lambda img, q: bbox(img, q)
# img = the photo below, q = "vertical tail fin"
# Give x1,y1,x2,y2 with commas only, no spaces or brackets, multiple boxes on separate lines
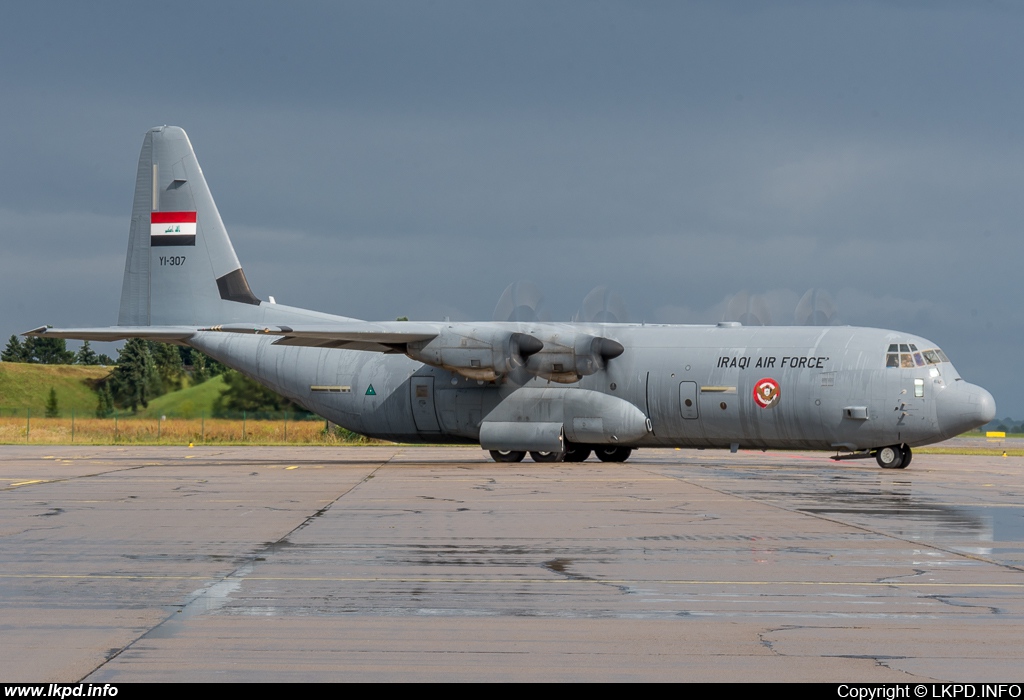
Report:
118,126,262,327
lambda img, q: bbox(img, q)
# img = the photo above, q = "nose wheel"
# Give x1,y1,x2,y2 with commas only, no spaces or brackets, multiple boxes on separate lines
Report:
875,444,911,469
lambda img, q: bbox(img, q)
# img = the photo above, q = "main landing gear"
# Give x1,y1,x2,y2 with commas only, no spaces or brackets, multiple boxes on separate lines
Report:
489,450,526,463
875,444,912,469
489,443,634,463
594,445,633,463
529,451,563,463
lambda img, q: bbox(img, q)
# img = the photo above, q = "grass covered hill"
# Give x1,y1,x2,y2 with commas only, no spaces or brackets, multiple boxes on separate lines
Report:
0,362,232,418
135,374,226,418
0,362,110,415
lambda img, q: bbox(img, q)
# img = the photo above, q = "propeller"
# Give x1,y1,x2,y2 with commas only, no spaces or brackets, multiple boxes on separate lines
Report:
493,281,549,322
795,289,838,326
724,291,773,326
573,286,629,324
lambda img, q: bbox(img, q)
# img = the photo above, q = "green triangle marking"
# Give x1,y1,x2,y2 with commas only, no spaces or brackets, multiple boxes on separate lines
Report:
365,385,376,396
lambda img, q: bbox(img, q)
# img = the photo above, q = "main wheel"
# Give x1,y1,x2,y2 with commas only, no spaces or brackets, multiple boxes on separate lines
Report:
490,450,526,463
875,445,904,469
530,451,564,463
595,446,633,463
563,443,592,462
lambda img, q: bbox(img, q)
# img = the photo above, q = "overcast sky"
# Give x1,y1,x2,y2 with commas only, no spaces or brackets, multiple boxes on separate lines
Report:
1,1,1020,416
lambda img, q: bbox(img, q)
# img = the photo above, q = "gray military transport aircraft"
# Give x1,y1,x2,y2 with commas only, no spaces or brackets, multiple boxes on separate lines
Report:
26,126,996,468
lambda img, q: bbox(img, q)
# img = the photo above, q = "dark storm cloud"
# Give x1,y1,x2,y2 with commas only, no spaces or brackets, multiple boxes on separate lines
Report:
0,1,1020,414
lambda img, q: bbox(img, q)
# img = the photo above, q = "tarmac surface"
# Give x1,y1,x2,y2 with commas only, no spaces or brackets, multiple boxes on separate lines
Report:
1,443,1022,682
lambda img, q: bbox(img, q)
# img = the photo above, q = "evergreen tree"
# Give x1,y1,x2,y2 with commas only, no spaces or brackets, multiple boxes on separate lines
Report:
191,352,210,384
110,338,162,412
25,337,75,364
214,369,306,416
207,355,227,377
1,335,29,362
75,341,99,365
96,353,115,366
183,349,225,382
147,341,184,392
45,388,60,418
95,383,114,418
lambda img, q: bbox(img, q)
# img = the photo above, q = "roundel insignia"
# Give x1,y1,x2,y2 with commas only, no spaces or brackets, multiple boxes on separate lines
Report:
753,377,780,409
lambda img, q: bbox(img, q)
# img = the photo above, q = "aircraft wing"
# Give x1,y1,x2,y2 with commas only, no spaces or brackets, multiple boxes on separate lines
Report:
198,322,440,353
23,326,198,342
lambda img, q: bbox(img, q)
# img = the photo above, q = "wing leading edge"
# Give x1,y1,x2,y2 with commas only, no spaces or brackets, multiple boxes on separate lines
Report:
198,322,441,353
23,326,198,342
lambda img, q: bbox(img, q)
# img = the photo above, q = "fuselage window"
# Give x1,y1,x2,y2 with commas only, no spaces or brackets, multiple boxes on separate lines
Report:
914,378,924,398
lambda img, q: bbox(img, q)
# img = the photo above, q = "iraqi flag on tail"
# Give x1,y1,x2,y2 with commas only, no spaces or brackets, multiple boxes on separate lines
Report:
151,211,197,247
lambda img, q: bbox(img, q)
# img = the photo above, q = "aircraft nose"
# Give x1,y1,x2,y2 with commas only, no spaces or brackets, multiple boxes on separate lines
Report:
936,382,996,437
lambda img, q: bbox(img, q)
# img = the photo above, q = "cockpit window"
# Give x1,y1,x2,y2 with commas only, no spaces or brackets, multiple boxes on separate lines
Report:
885,346,947,368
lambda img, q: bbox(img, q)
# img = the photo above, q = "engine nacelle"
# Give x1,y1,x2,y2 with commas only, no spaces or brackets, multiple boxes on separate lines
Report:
406,325,543,381
479,387,650,452
525,333,625,383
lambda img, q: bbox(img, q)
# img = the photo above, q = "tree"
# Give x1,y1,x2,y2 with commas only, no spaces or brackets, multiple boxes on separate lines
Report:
190,352,210,384
75,341,99,365
178,347,224,383
147,341,184,393
109,338,162,412
95,383,114,418
1,335,29,362
45,388,59,418
24,337,75,364
213,370,306,416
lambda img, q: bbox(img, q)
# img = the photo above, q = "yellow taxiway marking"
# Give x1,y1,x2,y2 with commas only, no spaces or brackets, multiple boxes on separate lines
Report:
286,465,299,470
7,480,50,487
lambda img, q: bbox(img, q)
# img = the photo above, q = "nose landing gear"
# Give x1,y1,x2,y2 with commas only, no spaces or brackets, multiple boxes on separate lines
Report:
875,444,912,469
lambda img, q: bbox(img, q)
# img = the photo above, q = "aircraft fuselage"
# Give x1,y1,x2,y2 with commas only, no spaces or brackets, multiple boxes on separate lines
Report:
190,320,993,453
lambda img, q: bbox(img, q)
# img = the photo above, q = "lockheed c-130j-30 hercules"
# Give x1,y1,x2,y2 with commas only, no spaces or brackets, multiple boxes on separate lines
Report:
27,126,996,469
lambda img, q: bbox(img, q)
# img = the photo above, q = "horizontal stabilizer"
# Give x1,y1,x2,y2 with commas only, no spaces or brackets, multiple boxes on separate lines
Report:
198,322,440,353
23,326,197,342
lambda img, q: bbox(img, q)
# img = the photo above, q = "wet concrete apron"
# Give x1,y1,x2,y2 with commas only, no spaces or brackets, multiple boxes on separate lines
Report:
1,445,1021,681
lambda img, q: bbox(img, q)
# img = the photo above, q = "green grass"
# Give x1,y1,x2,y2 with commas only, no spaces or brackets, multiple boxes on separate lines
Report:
0,363,228,420
136,375,227,418
0,363,110,416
